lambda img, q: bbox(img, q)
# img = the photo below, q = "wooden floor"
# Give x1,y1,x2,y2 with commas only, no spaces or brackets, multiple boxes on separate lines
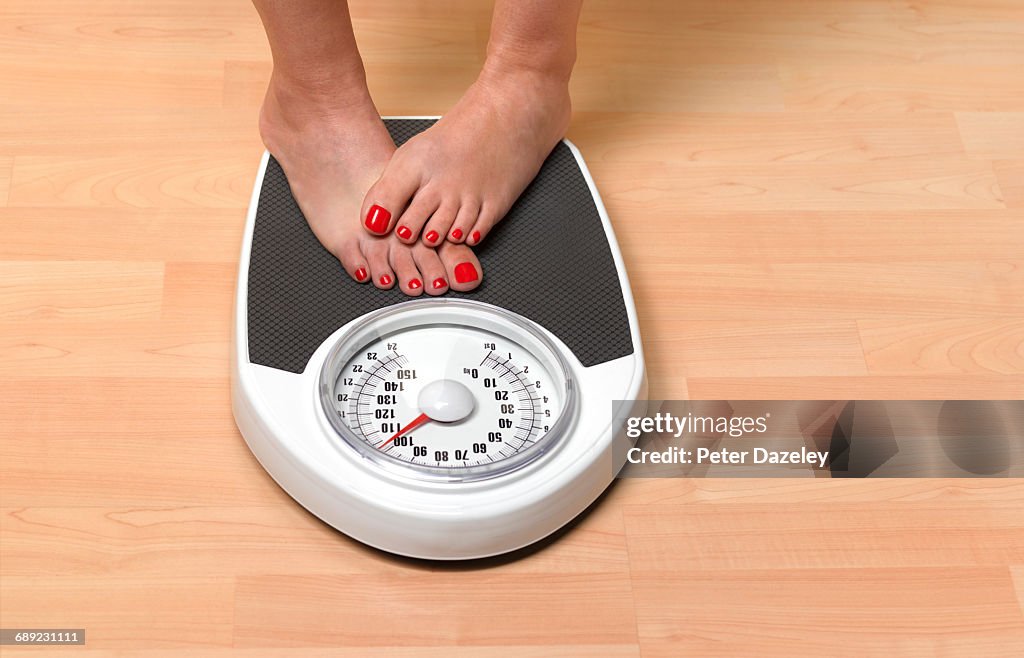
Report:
2,0,1023,655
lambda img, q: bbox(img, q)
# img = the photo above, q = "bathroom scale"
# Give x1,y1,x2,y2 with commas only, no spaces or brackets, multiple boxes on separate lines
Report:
232,118,646,560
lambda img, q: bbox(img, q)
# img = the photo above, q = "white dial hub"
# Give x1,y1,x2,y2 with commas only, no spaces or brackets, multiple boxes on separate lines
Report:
417,379,475,422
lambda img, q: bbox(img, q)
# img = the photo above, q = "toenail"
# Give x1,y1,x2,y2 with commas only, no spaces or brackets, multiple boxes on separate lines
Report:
396,225,412,240
354,267,368,282
365,205,392,234
425,230,439,244
408,278,422,290
454,262,479,284
470,230,481,244
432,277,447,290
450,228,463,240
379,274,393,286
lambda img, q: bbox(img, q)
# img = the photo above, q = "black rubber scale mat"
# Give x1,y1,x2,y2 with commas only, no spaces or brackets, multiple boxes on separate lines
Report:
247,119,633,373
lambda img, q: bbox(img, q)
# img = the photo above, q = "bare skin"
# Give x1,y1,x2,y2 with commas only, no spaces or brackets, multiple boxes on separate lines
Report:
359,0,584,248
253,0,484,294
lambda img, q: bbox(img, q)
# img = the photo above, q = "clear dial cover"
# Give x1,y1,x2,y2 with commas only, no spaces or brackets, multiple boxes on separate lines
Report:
319,300,576,482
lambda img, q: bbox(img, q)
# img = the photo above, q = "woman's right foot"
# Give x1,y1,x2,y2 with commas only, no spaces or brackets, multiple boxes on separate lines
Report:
258,75,483,294
358,62,571,249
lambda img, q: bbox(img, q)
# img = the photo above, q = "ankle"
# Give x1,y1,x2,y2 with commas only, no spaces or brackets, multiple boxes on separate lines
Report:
475,57,572,120
477,56,573,101
469,62,572,147
481,43,576,86
261,70,377,135
271,67,373,110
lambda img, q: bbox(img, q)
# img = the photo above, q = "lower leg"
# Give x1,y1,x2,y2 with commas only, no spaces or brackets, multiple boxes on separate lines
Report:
483,0,583,82
253,0,372,110
254,0,392,156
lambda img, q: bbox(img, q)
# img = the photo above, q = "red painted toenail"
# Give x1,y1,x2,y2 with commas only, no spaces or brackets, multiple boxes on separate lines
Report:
450,228,463,240
432,277,447,290
396,225,412,240
354,267,367,281
365,205,391,234
380,274,392,286
454,262,478,284
408,278,422,290
425,230,439,244
470,230,481,244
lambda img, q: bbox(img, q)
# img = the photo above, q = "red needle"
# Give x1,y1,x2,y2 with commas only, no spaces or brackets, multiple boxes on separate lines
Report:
379,412,432,449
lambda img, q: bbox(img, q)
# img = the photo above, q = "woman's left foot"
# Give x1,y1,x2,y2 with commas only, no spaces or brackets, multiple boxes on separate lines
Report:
360,63,571,247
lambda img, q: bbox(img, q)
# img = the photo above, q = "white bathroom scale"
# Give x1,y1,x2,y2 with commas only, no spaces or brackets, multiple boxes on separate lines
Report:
232,118,646,560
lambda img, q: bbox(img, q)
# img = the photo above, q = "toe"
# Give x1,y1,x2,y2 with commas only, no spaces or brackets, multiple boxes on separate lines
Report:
420,199,458,247
363,238,396,289
389,241,425,297
412,243,450,295
466,202,502,247
329,236,371,284
361,159,421,237
438,242,483,292
446,200,480,244
393,190,440,244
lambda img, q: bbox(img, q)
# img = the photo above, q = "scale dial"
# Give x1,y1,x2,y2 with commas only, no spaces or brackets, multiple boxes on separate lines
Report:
319,300,576,482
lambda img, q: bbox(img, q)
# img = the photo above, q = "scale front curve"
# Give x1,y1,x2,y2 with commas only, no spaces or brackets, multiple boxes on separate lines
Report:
231,118,646,560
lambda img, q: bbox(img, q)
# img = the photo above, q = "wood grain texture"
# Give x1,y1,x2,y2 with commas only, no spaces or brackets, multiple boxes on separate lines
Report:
956,113,1024,160
1,0,1022,655
994,160,1024,208
0,156,11,205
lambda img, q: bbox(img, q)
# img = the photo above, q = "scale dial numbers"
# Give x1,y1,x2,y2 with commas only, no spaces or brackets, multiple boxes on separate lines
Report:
326,319,566,480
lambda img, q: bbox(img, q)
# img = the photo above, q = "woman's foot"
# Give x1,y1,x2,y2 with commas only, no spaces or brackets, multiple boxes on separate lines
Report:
259,75,484,294
359,62,571,247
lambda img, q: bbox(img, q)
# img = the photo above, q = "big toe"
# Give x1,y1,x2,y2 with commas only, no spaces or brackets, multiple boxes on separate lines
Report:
438,242,483,293
360,158,421,237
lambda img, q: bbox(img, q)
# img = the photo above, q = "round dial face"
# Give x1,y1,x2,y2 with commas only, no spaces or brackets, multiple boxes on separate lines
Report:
319,301,575,482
